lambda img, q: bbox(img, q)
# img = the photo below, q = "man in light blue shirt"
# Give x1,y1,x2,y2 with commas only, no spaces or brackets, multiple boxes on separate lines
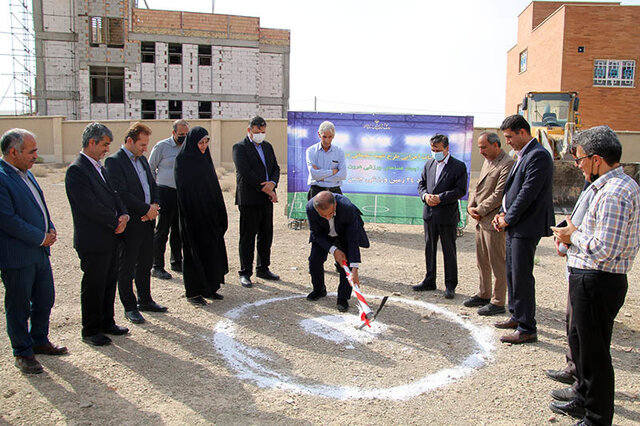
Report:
148,119,189,279
306,121,347,200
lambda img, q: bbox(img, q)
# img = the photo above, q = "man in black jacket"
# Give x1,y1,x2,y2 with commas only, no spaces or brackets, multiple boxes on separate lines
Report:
414,134,468,299
65,122,130,346
306,191,370,312
492,114,555,345
232,116,281,288
105,122,167,324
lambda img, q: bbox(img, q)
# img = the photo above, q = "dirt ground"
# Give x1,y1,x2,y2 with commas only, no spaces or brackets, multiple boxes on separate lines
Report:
1,166,639,425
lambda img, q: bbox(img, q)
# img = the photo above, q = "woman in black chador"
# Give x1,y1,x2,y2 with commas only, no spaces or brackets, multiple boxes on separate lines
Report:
174,126,228,305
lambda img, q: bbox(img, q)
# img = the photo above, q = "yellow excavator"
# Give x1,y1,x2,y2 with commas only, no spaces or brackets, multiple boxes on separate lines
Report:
521,91,582,212
521,91,580,160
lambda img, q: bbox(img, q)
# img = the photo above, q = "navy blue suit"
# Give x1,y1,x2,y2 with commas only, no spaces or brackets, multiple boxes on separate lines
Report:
306,194,370,300
0,159,55,356
417,155,468,290
501,138,554,334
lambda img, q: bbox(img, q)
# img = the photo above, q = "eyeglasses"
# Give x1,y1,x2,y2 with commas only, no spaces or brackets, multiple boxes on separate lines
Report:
574,154,593,166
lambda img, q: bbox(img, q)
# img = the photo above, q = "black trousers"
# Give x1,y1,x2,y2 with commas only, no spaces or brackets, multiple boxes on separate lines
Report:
78,245,119,337
505,235,540,334
307,185,342,200
153,186,182,269
309,237,352,300
423,221,457,290
118,222,154,311
568,268,627,426
238,203,273,277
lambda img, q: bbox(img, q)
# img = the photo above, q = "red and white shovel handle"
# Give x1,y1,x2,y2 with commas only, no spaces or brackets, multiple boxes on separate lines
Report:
341,261,373,326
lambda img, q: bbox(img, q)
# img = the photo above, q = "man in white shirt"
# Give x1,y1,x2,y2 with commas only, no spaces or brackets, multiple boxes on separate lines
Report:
306,121,346,200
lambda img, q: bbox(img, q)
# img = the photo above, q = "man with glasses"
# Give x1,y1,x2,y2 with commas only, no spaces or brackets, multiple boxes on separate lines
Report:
551,126,640,425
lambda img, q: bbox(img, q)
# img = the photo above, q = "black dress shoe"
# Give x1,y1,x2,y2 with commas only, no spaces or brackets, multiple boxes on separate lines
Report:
188,296,208,306
15,355,43,374
124,310,145,324
444,289,455,299
138,301,168,312
102,324,130,335
545,369,576,385
307,288,327,301
257,269,280,280
413,282,436,291
552,386,577,402
478,303,506,316
549,400,586,419
240,275,253,288
337,298,349,312
33,342,68,355
205,292,224,300
151,267,172,280
463,295,490,307
170,263,182,273
82,333,112,346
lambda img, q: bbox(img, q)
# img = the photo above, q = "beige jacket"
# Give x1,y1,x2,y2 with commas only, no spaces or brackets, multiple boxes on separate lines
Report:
468,149,515,230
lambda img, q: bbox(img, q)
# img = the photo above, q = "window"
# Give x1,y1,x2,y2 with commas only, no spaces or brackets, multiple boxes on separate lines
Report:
90,17,124,48
519,49,527,73
168,43,182,65
198,101,212,119
90,67,124,103
169,100,182,119
141,42,155,63
594,59,635,87
141,99,156,119
198,45,212,66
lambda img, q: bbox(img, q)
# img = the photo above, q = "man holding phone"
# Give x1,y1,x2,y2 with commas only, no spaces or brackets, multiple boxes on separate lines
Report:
306,121,346,200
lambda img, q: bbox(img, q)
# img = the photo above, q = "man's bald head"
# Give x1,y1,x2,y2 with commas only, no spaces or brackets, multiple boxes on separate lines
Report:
313,191,337,220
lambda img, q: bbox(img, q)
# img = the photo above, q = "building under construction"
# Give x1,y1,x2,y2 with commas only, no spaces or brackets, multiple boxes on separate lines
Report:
31,0,290,120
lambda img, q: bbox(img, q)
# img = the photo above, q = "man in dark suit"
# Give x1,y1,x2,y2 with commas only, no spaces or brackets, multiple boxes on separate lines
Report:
493,114,555,344
105,122,167,324
0,129,67,374
65,123,131,346
306,191,370,311
413,134,468,299
232,116,281,288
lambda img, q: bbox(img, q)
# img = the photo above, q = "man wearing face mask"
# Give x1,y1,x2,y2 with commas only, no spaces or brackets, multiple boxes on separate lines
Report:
232,116,281,288
149,120,189,280
414,134,468,299
551,126,640,425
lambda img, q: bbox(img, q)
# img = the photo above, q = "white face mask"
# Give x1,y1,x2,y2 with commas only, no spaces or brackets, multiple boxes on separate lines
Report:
252,132,266,144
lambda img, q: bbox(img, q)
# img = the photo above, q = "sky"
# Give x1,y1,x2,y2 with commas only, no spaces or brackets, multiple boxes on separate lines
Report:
0,0,638,126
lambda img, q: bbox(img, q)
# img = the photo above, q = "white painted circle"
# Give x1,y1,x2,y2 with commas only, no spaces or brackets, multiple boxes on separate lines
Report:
360,205,390,214
213,294,495,400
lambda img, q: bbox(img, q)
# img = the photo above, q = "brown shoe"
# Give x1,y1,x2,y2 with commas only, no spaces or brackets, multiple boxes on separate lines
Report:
500,330,537,344
494,318,518,329
33,342,68,356
15,355,43,374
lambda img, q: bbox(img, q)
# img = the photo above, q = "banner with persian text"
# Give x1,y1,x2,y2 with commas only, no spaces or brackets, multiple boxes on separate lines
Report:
287,112,473,225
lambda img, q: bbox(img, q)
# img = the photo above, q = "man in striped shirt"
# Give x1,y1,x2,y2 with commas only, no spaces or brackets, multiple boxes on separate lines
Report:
551,126,640,425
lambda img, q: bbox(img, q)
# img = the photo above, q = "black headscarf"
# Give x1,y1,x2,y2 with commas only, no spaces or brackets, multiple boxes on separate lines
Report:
175,126,228,291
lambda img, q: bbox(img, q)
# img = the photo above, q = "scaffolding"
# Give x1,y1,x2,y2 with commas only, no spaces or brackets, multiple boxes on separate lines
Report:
1,0,36,115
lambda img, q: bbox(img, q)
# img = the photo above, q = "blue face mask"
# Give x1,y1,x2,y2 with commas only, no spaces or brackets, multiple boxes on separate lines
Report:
432,151,445,162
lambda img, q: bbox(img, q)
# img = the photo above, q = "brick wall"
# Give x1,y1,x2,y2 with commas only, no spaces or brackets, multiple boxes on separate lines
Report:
506,4,565,115
561,5,640,130
506,2,639,131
